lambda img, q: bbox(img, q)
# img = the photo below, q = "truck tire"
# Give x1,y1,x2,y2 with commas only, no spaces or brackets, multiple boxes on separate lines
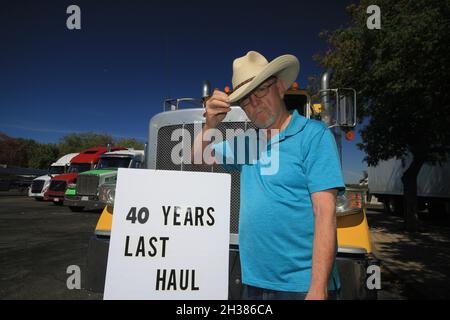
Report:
382,197,393,215
69,206,84,212
384,197,403,216
366,192,372,203
336,256,379,300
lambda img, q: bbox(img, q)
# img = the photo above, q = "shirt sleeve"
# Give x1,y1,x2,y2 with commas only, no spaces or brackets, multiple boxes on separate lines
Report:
304,127,345,195
212,138,242,173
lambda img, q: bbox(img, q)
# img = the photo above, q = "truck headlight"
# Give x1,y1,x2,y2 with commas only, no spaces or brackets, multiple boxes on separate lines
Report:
99,183,116,206
336,189,365,217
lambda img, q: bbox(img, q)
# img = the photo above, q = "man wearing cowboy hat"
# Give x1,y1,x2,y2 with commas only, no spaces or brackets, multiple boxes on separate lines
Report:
193,51,344,300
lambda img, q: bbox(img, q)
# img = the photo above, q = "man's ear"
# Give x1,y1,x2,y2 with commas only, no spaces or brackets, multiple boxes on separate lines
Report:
276,78,286,99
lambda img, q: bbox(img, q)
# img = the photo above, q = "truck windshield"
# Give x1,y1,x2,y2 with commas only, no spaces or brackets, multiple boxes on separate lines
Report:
68,163,92,173
49,166,65,175
97,157,132,169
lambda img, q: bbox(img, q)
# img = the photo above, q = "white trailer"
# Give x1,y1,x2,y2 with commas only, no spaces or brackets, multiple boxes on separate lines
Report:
368,156,450,216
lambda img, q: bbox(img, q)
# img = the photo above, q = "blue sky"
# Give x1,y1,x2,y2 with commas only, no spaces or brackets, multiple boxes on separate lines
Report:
0,0,367,183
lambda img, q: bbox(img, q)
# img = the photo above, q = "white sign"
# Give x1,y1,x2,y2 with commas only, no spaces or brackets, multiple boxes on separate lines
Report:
104,168,231,300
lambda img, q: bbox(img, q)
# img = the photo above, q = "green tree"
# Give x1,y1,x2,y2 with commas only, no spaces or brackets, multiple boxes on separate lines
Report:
316,0,450,231
58,132,114,155
0,132,28,167
0,132,63,169
28,143,60,169
115,138,145,150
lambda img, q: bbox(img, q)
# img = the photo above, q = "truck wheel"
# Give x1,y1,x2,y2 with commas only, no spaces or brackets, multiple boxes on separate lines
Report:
336,256,378,300
384,197,403,216
383,198,394,215
69,206,84,212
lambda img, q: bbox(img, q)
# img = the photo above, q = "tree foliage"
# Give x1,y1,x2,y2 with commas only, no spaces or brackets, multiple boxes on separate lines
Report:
315,0,450,230
57,132,114,155
0,132,145,169
0,132,30,167
316,0,450,166
115,138,145,150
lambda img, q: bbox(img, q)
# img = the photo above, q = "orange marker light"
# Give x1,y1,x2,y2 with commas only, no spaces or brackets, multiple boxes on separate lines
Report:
291,82,299,90
346,131,355,141
224,86,231,94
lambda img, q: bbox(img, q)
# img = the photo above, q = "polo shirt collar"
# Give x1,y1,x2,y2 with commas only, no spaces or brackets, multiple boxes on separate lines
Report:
258,109,309,147
283,109,308,138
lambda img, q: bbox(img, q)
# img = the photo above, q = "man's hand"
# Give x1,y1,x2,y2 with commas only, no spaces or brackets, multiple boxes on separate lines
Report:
204,89,231,129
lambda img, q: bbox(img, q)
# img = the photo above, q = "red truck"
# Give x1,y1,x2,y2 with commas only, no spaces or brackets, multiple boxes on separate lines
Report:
45,146,126,205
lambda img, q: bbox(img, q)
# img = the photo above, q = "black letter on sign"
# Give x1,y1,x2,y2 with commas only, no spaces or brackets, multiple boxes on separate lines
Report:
136,236,145,256
124,236,133,256
162,206,171,225
155,269,166,290
206,207,215,226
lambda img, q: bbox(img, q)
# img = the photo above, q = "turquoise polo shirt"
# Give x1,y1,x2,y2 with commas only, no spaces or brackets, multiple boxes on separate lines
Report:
213,110,345,292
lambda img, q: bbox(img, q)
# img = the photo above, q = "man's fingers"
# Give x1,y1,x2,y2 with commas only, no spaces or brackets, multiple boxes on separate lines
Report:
212,89,230,101
206,106,231,116
207,99,230,110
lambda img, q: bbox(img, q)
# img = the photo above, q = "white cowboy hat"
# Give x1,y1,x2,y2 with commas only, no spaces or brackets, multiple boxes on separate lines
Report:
228,51,300,103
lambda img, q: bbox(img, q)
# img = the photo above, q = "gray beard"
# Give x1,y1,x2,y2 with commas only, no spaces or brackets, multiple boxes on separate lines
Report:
254,114,277,129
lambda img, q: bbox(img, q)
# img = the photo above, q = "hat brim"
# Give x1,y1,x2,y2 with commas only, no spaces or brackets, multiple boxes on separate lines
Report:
228,54,300,104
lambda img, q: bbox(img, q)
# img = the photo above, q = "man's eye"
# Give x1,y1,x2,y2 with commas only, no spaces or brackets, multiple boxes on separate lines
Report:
258,86,267,92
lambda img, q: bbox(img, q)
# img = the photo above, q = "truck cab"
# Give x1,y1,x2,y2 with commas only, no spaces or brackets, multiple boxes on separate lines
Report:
86,81,379,299
45,146,126,205
28,153,79,200
63,149,145,212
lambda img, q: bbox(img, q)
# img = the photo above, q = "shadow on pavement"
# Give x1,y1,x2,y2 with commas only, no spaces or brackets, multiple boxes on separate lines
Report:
367,207,450,299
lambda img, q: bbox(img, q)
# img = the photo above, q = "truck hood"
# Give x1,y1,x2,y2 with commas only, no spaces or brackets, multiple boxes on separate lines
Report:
33,174,52,182
51,173,78,182
79,169,117,176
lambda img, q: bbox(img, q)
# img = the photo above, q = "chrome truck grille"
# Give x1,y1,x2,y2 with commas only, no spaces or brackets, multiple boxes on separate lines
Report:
155,121,257,234
76,175,99,196
31,180,45,193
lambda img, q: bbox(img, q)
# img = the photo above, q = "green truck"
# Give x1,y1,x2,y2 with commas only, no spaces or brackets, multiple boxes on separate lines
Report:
64,149,144,212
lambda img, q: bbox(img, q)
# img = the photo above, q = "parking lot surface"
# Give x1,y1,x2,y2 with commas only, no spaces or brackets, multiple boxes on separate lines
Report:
0,195,102,299
1,195,413,300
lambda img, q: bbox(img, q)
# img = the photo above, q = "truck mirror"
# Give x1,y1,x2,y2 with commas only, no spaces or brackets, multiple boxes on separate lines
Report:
336,88,356,128
319,88,356,128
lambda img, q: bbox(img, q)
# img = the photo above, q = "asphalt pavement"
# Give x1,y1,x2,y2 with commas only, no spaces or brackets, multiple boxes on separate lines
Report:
1,194,436,300
0,195,102,299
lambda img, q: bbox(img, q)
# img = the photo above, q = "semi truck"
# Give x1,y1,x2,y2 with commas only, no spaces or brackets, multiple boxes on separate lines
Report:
368,157,450,217
45,146,126,205
86,74,380,299
63,149,145,212
28,153,79,201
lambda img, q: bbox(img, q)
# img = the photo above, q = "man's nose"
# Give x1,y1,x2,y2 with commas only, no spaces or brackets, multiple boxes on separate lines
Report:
248,94,261,107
